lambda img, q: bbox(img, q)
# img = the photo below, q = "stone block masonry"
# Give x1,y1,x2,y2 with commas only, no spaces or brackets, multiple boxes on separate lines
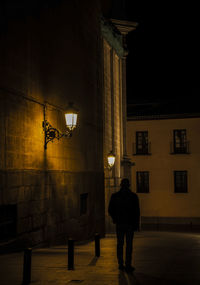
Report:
0,0,105,247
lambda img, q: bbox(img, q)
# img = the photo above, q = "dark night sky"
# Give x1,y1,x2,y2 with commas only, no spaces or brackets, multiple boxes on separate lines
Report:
110,1,200,107
2,0,200,109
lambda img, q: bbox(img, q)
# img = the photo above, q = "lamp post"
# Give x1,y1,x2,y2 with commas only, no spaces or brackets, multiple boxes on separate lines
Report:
43,102,78,149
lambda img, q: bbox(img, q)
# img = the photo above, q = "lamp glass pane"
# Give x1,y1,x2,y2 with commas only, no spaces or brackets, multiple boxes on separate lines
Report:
108,155,115,168
65,113,77,131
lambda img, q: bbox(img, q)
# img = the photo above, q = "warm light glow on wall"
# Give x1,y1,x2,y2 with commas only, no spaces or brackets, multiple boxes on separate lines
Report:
43,102,78,149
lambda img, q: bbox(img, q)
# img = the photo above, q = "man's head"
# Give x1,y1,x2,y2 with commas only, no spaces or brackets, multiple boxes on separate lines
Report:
120,178,130,188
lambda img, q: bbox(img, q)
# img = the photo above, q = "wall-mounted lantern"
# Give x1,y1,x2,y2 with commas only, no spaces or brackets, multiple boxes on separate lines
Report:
64,103,78,132
107,151,115,170
43,102,78,149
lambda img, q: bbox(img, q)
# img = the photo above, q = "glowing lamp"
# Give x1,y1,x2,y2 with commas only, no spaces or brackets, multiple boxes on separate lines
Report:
43,102,78,149
107,151,115,169
65,103,78,132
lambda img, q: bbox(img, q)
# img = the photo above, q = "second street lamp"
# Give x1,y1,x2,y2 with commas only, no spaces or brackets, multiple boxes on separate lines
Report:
107,151,115,170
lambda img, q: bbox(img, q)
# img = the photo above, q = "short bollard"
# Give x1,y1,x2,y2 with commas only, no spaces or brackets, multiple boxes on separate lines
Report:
95,233,100,257
22,248,32,284
68,239,74,270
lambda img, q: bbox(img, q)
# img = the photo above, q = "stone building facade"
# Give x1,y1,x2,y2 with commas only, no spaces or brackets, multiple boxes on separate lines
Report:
0,0,108,248
127,112,200,231
0,0,137,248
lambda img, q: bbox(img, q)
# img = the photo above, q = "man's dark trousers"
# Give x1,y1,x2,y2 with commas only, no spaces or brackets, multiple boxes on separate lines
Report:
116,224,134,266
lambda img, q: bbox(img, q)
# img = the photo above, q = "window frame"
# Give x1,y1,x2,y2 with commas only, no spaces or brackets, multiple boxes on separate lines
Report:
173,129,188,154
174,171,188,193
136,131,149,155
136,171,149,193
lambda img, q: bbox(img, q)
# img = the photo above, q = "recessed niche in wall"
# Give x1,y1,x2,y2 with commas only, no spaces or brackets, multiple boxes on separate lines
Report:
80,193,88,215
0,205,17,241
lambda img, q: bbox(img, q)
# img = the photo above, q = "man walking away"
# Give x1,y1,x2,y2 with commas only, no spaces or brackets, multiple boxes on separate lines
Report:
108,178,140,272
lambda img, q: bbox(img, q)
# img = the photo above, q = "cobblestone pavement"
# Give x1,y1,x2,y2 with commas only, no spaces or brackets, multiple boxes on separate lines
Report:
0,231,200,284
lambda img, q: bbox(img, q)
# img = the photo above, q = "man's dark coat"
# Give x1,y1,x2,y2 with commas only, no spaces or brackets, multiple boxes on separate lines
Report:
108,188,140,230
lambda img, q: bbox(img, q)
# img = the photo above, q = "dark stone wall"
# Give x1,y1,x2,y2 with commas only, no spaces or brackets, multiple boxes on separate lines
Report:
0,0,105,247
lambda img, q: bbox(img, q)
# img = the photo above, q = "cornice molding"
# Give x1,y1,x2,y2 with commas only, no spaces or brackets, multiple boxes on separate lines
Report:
127,113,200,121
110,18,138,35
101,17,138,58
101,17,124,58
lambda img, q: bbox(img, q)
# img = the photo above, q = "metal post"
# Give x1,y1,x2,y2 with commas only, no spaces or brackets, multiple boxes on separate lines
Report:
22,248,32,284
95,233,100,257
68,239,74,270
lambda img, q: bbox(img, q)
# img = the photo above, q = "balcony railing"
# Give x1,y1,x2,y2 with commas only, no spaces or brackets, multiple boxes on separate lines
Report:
170,141,190,154
133,142,151,155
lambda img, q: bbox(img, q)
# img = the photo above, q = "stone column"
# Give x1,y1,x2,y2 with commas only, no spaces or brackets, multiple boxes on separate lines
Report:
109,19,138,183
121,55,134,181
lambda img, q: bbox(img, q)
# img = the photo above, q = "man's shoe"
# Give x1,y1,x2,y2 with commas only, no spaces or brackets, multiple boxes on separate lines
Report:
125,265,135,273
118,264,125,270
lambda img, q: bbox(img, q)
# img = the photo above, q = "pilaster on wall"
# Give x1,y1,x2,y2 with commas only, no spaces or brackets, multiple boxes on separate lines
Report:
102,35,123,233
112,20,137,183
102,18,137,182
103,42,122,181
103,39,112,178
120,55,134,182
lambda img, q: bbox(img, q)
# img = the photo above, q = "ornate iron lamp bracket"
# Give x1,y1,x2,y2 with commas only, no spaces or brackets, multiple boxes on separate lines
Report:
43,120,72,150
